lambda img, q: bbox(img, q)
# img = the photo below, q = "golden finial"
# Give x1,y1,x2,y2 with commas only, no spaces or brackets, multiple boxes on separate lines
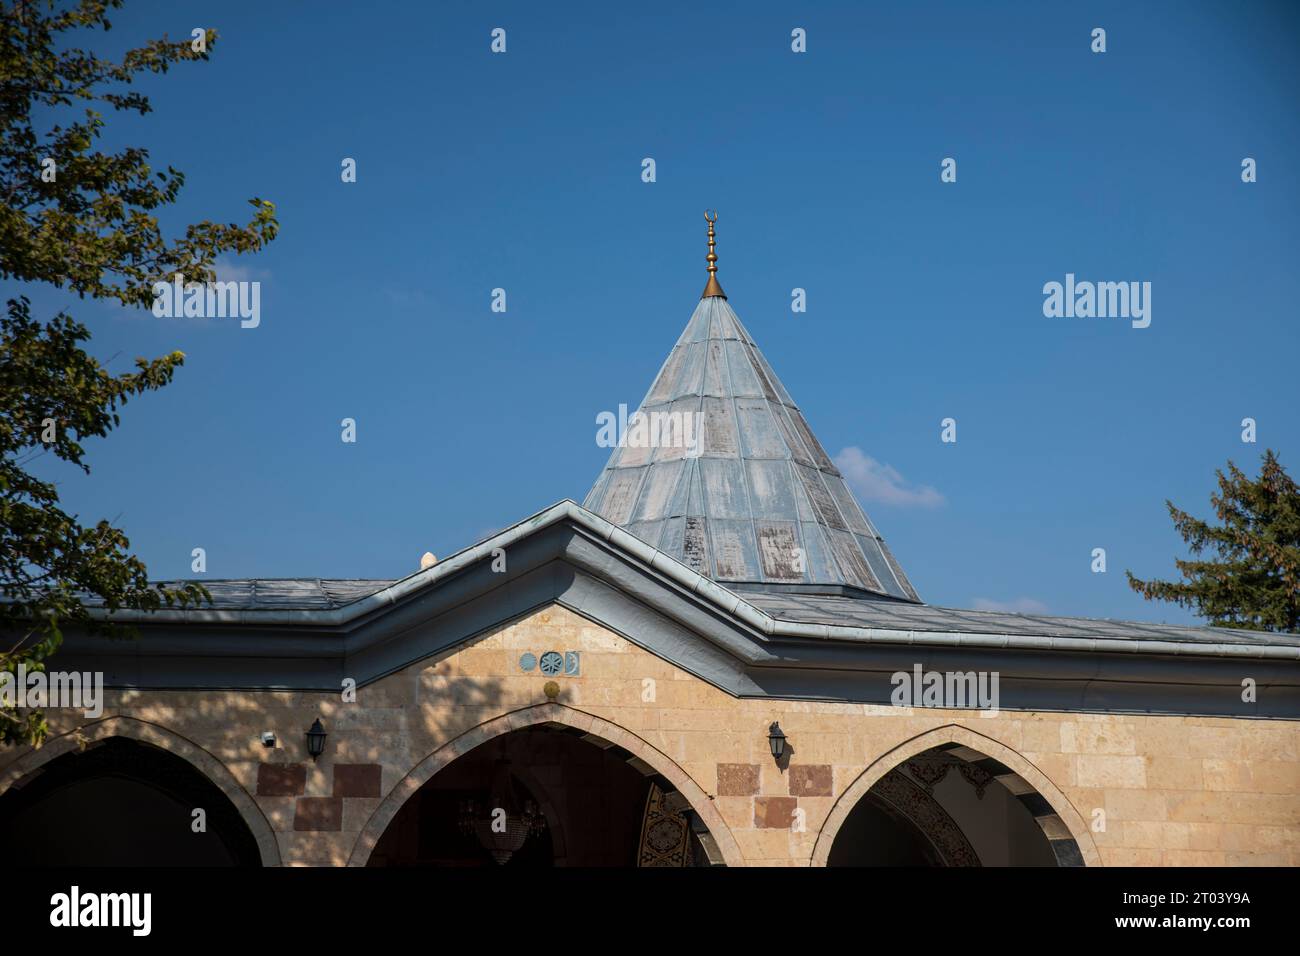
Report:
701,210,726,299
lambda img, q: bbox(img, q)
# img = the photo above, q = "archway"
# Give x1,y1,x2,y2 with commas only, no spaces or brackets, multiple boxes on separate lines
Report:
814,725,1099,867
351,702,741,867
0,716,280,866
0,736,262,866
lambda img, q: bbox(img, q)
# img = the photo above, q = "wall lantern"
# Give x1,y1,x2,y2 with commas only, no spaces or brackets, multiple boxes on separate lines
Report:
767,721,787,762
305,718,327,761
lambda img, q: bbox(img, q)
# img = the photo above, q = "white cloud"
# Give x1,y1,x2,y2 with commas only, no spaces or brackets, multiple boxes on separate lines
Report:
833,446,944,508
213,256,270,283
971,597,1050,615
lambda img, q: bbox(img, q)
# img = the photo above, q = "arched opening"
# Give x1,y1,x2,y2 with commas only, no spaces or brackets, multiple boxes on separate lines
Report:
0,737,263,866
368,723,723,867
827,745,1056,866
821,738,1086,874
817,728,1094,867
828,792,950,866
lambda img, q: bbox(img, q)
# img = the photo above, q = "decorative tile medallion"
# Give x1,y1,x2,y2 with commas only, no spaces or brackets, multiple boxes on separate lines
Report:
520,650,579,677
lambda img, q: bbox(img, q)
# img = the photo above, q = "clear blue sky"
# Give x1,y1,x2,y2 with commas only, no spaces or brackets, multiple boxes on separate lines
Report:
11,1,1299,625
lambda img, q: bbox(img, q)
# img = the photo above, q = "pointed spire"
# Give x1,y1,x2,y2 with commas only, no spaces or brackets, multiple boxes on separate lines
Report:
583,280,921,603
701,210,726,299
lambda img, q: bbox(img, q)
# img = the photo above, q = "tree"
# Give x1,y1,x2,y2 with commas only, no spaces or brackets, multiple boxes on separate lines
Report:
1127,450,1300,633
1,0,278,746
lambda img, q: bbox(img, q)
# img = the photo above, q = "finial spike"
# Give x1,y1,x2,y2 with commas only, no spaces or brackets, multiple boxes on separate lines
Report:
701,210,726,299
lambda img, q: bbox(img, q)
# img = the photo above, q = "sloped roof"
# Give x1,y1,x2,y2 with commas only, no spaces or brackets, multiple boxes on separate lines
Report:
742,591,1298,650
142,579,388,611
61,500,1298,717
582,295,920,602
85,500,1298,657
126,577,1294,649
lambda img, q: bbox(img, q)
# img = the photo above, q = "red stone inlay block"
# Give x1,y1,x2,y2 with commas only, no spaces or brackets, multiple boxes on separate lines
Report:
716,763,760,796
333,763,382,798
294,797,343,831
257,763,306,796
754,796,798,828
789,764,832,797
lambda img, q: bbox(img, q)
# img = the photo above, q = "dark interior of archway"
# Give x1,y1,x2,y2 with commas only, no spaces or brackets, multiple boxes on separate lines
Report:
369,726,707,866
827,794,944,866
827,746,1062,867
0,737,262,866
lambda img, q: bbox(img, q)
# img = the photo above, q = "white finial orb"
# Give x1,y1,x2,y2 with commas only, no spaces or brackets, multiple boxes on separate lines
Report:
420,552,437,570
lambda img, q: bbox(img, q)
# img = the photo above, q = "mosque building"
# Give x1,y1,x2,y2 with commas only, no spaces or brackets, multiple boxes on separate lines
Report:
3,217,1296,867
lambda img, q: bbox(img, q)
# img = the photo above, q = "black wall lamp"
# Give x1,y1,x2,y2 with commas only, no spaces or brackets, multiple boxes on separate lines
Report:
305,717,327,761
767,721,787,762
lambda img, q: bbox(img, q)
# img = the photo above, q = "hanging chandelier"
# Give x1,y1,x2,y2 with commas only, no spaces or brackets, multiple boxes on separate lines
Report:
457,758,546,864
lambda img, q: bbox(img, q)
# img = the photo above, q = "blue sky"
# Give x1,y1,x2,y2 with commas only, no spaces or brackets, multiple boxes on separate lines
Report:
11,1,1299,625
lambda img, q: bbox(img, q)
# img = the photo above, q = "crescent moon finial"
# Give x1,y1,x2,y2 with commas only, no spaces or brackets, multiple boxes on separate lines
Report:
701,210,726,299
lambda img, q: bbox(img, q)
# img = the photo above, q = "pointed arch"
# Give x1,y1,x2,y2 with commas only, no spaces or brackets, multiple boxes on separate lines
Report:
348,701,742,867
0,716,281,866
811,724,1100,867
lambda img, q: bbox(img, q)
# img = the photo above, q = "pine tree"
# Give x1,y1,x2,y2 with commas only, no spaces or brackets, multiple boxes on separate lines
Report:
1127,450,1300,633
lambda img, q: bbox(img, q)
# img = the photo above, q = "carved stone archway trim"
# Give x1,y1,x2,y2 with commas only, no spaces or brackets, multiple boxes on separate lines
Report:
870,769,980,866
0,716,281,866
811,724,1101,867
347,702,743,867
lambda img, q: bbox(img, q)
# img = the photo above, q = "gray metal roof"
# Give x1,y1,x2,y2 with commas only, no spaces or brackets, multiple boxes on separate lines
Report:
148,579,390,611
116,573,1297,650
742,592,1297,649
582,294,920,602
99,502,1297,656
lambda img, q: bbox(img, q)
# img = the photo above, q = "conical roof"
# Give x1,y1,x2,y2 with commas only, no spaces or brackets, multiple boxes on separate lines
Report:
584,294,920,602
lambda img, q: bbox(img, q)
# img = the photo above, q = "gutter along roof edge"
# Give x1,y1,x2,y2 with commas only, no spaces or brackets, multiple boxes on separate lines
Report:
79,499,1300,662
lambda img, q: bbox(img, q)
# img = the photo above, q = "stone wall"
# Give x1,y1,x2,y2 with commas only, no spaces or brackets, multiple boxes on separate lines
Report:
3,604,1297,866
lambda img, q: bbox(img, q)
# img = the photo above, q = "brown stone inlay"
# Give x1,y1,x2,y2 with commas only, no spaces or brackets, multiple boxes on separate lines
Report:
333,763,382,798
716,763,760,796
294,797,343,831
754,795,797,829
789,764,832,797
257,763,306,796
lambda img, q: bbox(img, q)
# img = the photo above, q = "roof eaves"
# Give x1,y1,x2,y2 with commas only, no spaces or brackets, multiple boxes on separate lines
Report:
80,499,1300,662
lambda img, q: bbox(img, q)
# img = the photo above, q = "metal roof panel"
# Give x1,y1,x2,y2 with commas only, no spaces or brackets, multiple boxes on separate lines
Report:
583,295,922,600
